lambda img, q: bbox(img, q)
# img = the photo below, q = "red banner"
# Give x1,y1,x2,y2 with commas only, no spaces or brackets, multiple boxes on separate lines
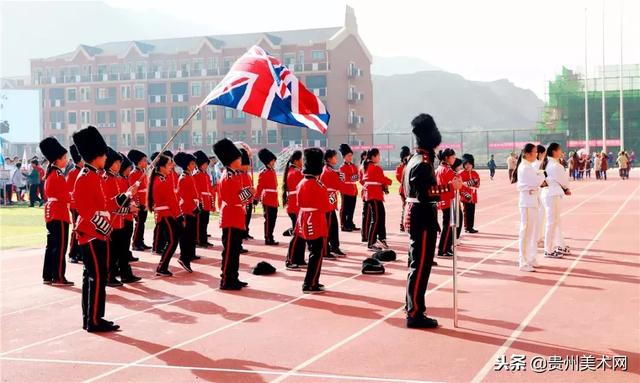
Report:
567,139,621,148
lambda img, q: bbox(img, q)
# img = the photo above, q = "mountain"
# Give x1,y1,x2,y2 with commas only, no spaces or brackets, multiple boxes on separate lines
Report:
371,56,440,76
372,71,543,133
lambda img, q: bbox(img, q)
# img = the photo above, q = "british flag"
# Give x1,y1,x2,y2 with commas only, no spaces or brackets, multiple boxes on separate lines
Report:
202,46,329,134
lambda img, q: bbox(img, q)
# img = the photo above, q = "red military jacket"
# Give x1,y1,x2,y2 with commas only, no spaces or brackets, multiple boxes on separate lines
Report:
395,162,406,197
193,170,215,212
66,165,81,211
459,169,480,204
435,163,456,209
44,166,71,224
178,171,200,217
339,162,359,197
363,163,392,202
73,164,111,244
170,170,179,193
285,165,304,215
128,167,148,208
117,175,134,222
295,176,332,240
103,171,130,230
151,173,181,222
256,167,278,207
219,168,254,230
320,164,344,211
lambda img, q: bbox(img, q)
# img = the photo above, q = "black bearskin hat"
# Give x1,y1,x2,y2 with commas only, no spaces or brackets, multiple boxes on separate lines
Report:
163,150,174,158
69,144,82,163
39,137,67,163
411,114,441,150
119,153,132,175
127,149,146,166
400,146,411,160
239,148,250,166
462,153,475,167
303,148,324,176
105,147,122,170
174,152,196,170
452,158,463,171
72,126,108,163
339,144,353,157
258,148,277,166
213,138,242,167
150,152,160,161
193,150,210,167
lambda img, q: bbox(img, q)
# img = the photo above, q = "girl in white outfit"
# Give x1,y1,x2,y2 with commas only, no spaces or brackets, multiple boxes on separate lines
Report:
532,145,547,245
512,143,545,272
541,143,571,258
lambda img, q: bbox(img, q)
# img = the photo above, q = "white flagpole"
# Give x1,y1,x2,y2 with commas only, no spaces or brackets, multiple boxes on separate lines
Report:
451,191,459,328
619,0,624,151
601,1,607,153
584,8,590,154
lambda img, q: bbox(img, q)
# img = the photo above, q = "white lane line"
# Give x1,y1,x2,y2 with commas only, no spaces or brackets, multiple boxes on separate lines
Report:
271,182,621,383
470,185,640,383
0,356,441,383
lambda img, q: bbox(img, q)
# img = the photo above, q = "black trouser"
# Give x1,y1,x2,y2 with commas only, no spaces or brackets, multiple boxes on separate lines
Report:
326,211,340,251
361,200,371,242
463,202,476,230
109,227,133,279
179,215,197,261
197,210,210,245
244,204,253,237
287,233,306,266
68,209,81,261
438,207,463,255
263,205,278,242
4,184,13,203
602,170,607,180
289,213,297,229
303,237,326,288
29,184,41,207
81,239,108,328
157,216,181,272
340,194,357,229
133,208,148,247
153,218,167,254
221,227,243,287
43,220,69,282
405,227,438,319
367,200,386,246
489,168,496,178
38,183,46,202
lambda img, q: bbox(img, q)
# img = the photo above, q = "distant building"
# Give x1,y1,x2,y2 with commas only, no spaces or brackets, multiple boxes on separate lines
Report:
29,6,373,154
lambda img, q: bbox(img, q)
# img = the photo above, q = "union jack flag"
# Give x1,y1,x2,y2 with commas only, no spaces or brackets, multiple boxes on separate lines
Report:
201,46,329,134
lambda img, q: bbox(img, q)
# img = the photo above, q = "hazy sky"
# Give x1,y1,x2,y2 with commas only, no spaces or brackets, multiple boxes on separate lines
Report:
2,0,639,99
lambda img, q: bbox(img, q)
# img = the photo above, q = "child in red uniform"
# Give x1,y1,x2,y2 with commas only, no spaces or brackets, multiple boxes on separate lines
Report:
148,153,183,277
193,150,214,248
396,146,411,232
174,152,200,272
459,154,480,233
118,154,142,269
358,151,369,242
127,150,150,252
283,151,307,269
435,148,461,257
256,148,279,245
72,126,119,332
39,137,73,286
213,139,254,290
297,148,332,293
320,149,346,257
363,148,393,251
338,144,359,232
67,144,83,263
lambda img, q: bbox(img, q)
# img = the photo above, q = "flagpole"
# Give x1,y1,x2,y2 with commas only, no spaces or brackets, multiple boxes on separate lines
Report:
601,1,607,153
619,0,624,151
584,8,590,154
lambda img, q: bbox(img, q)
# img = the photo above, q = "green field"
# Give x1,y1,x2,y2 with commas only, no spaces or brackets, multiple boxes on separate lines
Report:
0,172,399,251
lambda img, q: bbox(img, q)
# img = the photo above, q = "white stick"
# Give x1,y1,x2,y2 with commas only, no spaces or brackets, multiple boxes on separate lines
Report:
450,191,460,328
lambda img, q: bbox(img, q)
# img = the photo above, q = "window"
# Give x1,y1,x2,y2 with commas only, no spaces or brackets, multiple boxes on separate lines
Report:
305,75,326,89
97,111,106,124
252,130,262,144
283,54,295,67
50,111,65,129
135,109,145,123
224,108,233,120
171,82,188,102
206,131,216,145
298,51,304,64
149,83,167,95
171,106,189,126
134,85,144,99
311,50,325,61
148,107,167,127
238,131,247,142
81,110,90,124
136,133,145,146
108,135,117,147
121,109,131,123
223,57,235,71
206,106,216,120
121,85,131,100
80,87,90,101
68,111,77,125
267,129,277,144
97,88,108,100
67,88,77,102
191,82,201,97
192,131,202,146
237,110,246,119
122,134,131,146
96,87,116,105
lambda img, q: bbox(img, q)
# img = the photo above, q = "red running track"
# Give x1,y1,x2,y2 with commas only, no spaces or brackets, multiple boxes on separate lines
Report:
0,170,638,383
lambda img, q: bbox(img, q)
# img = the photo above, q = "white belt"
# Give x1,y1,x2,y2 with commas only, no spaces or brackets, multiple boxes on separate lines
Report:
155,206,169,211
406,197,420,203
263,189,278,193
345,182,357,185
47,198,70,208
201,192,212,196
327,188,337,192
138,190,147,193
287,191,297,196
96,211,110,218
299,207,318,212
364,182,381,185
222,202,242,208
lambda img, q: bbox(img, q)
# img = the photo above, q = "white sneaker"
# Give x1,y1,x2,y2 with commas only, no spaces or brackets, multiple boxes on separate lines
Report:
376,240,389,250
544,251,564,258
530,260,540,268
555,246,571,255
519,265,536,272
